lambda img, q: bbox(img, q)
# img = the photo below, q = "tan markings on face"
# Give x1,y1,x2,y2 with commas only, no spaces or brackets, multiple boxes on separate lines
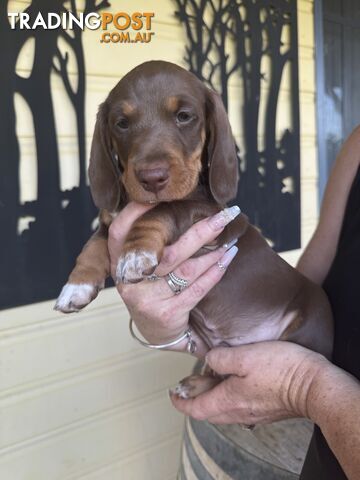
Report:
122,133,206,203
171,135,206,199
185,140,203,173
121,162,141,200
165,96,179,112
122,101,136,116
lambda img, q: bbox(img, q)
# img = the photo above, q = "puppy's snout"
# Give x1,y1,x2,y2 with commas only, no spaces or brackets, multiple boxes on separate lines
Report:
136,168,169,193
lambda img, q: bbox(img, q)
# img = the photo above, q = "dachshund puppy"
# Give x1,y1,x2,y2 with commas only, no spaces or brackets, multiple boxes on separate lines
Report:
55,61,333,398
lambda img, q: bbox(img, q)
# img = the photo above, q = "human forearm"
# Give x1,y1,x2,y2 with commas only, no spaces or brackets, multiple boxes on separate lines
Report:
306,362,360,480
297,126,360,284
171,341,360,479
296,232,337,285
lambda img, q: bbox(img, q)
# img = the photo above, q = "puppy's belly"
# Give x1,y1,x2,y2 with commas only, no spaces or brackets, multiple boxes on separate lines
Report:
191,306,299,349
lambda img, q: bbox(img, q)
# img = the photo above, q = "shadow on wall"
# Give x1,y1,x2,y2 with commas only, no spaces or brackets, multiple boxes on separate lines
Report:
0,0,110,310
175,0,301,252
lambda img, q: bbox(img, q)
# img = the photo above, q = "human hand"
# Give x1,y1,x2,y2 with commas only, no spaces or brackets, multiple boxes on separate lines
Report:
170,341,330,424
108,202,239,355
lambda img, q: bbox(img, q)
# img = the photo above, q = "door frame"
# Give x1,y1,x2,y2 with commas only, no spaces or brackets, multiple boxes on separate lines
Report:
315,0,327,205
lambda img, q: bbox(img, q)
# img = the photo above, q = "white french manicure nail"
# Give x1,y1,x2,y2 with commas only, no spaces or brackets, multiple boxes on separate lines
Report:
208,206,241,231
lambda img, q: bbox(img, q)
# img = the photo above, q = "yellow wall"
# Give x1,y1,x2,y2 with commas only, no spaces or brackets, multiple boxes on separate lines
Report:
0,1,318,478
286,0,318,266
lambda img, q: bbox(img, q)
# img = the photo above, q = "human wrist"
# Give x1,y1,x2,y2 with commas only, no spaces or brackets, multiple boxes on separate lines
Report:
299,356,335,422
130,316,209,357
285,352,330,419
131,317,186,345
305,360,359,428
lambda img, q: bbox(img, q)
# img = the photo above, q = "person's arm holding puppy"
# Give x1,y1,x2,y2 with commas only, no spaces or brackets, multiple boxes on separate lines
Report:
297,125,360,284
169,342,360,480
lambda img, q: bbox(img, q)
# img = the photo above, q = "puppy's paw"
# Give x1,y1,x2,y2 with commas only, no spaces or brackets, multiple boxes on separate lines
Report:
171,374,221,399
116,250,158,284
54,283,100,313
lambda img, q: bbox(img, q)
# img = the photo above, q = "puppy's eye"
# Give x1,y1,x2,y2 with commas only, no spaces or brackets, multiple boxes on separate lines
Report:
117,117,129,130
176,111,193,124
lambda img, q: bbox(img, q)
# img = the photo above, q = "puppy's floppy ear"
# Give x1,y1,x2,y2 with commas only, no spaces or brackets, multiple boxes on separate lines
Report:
88,102,121,211
206,89,239,205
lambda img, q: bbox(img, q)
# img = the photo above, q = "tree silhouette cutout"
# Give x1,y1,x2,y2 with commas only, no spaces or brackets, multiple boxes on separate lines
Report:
0,0,110,310
175,0,301,251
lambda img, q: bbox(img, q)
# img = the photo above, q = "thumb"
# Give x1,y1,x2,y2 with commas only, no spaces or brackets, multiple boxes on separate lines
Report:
108,202,154,258
108,202,154,280
206,347,241,376
109,202,154,247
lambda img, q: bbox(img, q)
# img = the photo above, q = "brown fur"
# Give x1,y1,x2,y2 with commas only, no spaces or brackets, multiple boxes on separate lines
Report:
56,61,333,373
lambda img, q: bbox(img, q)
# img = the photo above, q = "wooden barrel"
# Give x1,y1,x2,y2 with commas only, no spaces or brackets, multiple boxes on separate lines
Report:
178,417,313,479
177,360,313,479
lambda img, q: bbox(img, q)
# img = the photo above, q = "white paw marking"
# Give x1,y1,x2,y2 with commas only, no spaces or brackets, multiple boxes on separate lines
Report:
54,283,98,313
171,383,191,399
116,250,158,284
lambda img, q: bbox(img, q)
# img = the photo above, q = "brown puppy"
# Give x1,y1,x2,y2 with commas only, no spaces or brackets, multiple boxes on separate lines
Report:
55,61,333,397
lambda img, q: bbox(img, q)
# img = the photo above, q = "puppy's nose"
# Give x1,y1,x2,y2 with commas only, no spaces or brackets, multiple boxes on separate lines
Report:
136,168,169,193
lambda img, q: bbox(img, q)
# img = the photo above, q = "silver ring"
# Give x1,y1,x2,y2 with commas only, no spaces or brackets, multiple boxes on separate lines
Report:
166,271,189,295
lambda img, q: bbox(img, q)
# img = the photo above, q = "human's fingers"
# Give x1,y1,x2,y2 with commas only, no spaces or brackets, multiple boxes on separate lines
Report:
206,342,311,377
171,246,238,312
169,377,236,421
206,411,294,425
170,377,291,425
205,412,245,425
169,236,237,282
149,242,237,299
155,206,240,276
205,346,248,376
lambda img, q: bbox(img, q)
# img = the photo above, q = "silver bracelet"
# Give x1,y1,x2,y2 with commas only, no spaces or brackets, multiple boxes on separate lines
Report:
129,317,197,354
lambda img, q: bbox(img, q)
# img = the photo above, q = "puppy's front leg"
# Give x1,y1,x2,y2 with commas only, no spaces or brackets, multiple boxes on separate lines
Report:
116,201,242,284
116,205,179,284
55,211,112,313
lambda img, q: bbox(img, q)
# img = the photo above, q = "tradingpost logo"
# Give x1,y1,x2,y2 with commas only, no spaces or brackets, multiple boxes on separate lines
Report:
100,12,155,44
8,11,155,44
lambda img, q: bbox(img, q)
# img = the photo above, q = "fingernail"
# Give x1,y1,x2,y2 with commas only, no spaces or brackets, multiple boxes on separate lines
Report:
208,206,241,231
217,245,238,270
222,237,239,250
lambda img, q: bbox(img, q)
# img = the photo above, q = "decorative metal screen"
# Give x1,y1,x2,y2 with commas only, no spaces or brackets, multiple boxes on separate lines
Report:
175,0,301,252
0,0,109,310
0,0,300,311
